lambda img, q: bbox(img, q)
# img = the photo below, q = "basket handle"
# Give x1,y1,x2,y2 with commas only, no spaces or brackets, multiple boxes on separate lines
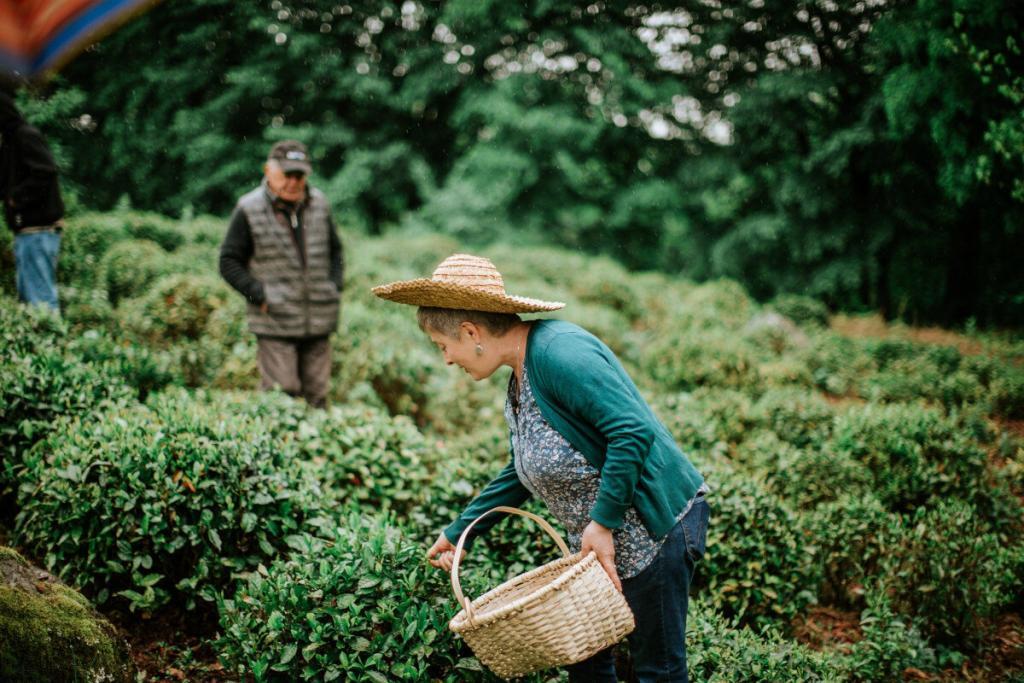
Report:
450,506,571,622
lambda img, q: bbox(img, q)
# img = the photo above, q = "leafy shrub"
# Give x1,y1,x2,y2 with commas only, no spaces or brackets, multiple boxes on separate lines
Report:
58,214,129,290
991,365,1024,419
14,398,331,613
878,500,1018,646
699,460,818,630
98,239,168,304
687,599,842,682
331,300,440,421
828,404,990,514
732,431,873,509
60,286,117,330
768,294,830,328
0,303,133,492
119,211,187,252
800,495,891,607
843,591,936,682
773,443,874,509
678,279,755,329
750,387,835,448
743,312,810,357
216,513,499,683
800,332,875,397
653,389,754,453
120,273,233,343
67,329,177,400
405,432,508,540
643,328,762,392
291,404,438,516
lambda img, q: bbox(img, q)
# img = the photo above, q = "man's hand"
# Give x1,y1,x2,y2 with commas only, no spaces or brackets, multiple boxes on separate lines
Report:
581,520,621,592
259,301,269,314
427,531,466,571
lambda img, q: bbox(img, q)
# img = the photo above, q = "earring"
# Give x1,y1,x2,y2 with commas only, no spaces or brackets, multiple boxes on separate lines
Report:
475,343,484,356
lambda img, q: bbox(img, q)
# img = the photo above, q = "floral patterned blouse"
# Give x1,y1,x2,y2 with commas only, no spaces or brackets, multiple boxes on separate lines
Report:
506,364,705,579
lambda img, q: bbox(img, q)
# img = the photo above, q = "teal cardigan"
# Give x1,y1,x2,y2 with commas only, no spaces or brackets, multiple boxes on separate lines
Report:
443,319,705,547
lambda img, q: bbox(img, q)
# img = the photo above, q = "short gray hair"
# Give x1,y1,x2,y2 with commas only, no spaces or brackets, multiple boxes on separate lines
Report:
416,307,521,338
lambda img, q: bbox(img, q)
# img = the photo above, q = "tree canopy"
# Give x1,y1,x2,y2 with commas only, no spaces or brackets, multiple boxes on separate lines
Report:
28,0,1024,325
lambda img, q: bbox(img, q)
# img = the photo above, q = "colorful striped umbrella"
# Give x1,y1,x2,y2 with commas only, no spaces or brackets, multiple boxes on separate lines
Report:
0,0,162,81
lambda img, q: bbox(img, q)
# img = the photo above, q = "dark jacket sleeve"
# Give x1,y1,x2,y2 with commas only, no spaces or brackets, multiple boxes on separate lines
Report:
219,207,265,305
328,214,344,291
10,124,59,207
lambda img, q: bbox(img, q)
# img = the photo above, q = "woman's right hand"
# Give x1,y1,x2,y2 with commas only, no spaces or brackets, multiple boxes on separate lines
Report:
427,531,466,571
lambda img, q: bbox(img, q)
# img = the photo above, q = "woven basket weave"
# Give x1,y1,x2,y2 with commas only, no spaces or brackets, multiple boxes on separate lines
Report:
448,506,635,679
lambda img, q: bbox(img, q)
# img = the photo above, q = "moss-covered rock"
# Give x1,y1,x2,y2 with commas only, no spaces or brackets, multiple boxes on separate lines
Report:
0,546,134,683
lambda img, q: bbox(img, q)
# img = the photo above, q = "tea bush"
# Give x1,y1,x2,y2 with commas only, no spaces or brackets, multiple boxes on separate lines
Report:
67,329,177,401
0,303,133,492
800,333,875,397
331,300,439,421
120,274,233,343
878,500,1019,646
642,327,762,392
98,239,168,305
60,286,117,331
799,495,891,607
653,389,754,453
768,294,830,328
686,599,842,682
290,404,438,517
828,403,991,513
698,460,818,630
117,211,187,252
216,512,499,683
750,387,835,448
678,279,755,330
14,399,332,613
843,591,936,682
991,365,1024,418
58,214,130,290
769,444,874,510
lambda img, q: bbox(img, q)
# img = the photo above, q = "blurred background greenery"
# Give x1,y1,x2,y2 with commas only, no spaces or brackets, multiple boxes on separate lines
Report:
12,0,1024,326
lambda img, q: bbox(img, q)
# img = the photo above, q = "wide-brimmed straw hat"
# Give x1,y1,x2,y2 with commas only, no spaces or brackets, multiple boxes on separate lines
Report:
372,254,566,314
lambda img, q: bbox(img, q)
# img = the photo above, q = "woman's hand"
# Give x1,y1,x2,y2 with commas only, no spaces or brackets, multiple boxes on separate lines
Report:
427,531,466,571
581,520,621,592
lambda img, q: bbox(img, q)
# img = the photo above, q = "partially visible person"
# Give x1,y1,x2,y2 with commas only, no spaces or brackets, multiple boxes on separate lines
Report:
0,88,65,312
219,140,344,408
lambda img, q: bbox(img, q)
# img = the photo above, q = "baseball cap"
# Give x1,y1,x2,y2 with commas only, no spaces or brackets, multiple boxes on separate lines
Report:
267,140,313,175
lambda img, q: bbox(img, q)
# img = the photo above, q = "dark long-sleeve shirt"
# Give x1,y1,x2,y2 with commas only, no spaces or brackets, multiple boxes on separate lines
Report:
219,202,344,305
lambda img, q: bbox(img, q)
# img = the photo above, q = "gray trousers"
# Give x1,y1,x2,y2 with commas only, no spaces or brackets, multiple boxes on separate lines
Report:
256,336,331,408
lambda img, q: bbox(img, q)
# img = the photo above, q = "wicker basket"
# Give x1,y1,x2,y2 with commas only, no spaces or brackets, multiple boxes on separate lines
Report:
448,506,635,679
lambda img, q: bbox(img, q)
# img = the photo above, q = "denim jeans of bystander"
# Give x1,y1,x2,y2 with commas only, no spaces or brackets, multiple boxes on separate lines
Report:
14,231,61,311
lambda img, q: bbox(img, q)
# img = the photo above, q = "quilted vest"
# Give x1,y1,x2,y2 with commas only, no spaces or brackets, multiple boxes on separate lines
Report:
238,185,340,337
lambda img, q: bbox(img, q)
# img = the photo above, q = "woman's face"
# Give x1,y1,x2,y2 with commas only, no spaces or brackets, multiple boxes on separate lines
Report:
426,325,495,380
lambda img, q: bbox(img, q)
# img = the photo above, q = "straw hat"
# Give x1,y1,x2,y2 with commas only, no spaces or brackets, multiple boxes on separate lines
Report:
372,254,566,313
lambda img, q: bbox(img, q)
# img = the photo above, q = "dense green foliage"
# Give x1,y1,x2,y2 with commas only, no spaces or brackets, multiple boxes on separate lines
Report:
14,395,332,613
1,209,1023,679
216,513,480,683
11,0,1022,325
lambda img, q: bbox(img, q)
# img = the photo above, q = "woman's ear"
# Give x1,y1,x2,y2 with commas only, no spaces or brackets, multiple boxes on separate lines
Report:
459,321,482,342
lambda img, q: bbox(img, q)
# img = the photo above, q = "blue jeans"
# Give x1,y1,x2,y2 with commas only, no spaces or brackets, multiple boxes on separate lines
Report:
14,231,61,311
567,497,710,683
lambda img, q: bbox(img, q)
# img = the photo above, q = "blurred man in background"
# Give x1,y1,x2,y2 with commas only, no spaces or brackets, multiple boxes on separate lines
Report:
219,140,344,408
0,88,65,312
